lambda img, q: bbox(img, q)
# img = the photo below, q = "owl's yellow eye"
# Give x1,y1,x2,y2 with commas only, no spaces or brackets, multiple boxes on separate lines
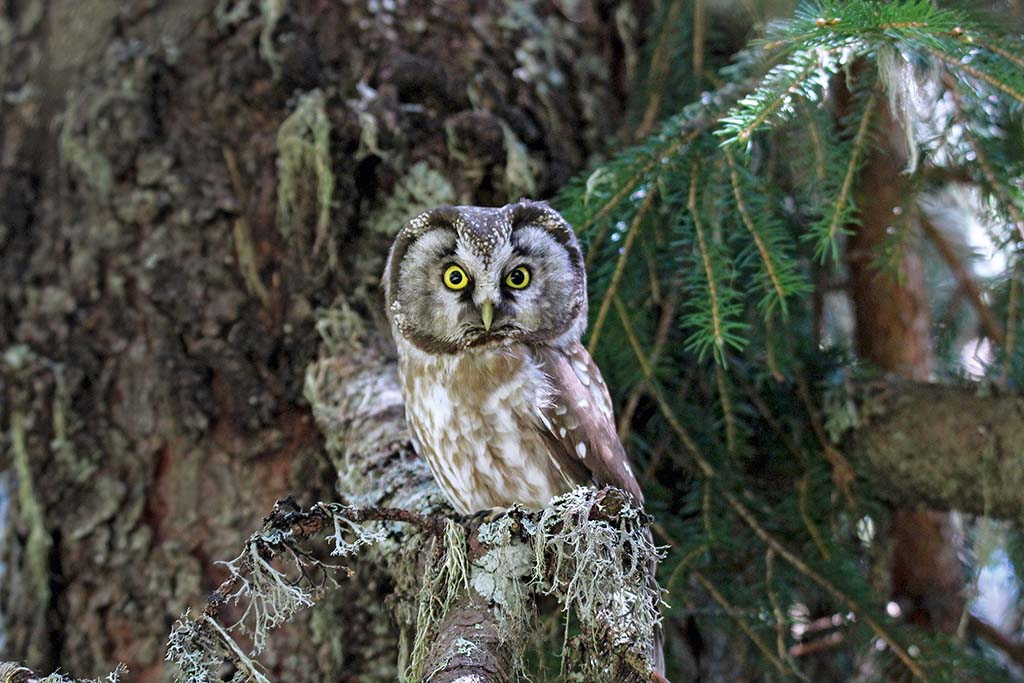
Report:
505,266,531,289
443,264,470,291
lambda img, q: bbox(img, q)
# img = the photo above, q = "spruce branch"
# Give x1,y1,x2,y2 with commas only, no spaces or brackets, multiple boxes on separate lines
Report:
929,47,1024,105
920,218,1005,346
719,54,836,147
798,101,827,182
764,550,794,670
588,187,658,354
724,147,807,314
578,125,709,268
815,90,877,263
978,40,1024,72
634,0,687,140
691,570,797,678
647,383,929,681
617,289,680,441
797,476,832,561
772,0,967,53
714,363,739,455
614,295,655,379
685,160,748,364
1005,258,1022,385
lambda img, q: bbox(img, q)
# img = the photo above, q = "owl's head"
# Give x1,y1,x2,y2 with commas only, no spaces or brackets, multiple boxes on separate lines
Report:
383,200,587,354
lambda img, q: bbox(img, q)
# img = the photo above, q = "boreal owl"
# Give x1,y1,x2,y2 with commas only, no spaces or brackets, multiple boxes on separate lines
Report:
383,199,664,677
383,199,645,515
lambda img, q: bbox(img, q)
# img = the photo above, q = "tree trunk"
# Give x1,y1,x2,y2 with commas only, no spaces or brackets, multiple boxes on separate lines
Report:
0,1,647,680
842,91,965,635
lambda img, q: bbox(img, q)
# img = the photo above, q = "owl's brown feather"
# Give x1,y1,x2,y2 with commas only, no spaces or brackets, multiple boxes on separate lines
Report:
534,341,644,505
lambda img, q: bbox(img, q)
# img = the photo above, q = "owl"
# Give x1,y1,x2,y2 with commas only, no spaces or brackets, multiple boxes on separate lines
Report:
383,200,664,677
382,199,644,515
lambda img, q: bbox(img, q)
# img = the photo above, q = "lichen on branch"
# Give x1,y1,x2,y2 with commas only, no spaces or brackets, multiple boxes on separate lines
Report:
161,487,663,683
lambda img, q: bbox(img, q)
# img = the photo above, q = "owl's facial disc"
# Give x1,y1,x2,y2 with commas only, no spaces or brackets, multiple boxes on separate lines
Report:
385,202,587,354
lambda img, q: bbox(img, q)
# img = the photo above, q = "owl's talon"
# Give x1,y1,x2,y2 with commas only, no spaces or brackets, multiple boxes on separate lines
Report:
466,506,508,525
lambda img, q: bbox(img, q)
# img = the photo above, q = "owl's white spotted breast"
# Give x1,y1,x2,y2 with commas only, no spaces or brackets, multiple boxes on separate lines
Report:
396,337,575,515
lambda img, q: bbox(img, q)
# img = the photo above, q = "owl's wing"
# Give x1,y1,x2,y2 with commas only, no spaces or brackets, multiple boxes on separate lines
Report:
533,341,644,505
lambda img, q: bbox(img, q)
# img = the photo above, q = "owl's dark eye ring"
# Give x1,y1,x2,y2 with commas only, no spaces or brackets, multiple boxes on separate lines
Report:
505,265,531,290
443,264,470,291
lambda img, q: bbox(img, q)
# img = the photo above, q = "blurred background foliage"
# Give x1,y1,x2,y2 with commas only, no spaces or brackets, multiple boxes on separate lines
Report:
559,0,1024,681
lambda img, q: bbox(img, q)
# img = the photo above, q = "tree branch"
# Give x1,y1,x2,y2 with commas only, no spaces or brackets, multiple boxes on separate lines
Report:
422,593,511,683
842,379,1024,518
920,218,1005,347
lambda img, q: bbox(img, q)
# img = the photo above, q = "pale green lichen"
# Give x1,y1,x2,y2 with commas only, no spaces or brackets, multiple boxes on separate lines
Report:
365,162,455,236
499,121,537,199
166,612,273,683
823,382,887,442
276,89,336,266
313,298,369,358
323,503,389,557
232,218,272,308
530,488,662,679
453,637,479,656
35,663,128,683
464,488,663,680
57,98,114,200
161,482,658,682
165,503,395,681
10,412,52,610
405,520,470,683
217,538,317,654
166,613,218,683
259,0,287,79
470,544,533,608
349,82,385,161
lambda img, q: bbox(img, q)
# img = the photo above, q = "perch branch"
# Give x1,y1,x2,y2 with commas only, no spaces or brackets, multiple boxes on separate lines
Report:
204,498,449,617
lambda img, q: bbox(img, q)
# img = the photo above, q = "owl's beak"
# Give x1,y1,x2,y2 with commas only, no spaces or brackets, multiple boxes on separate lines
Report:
480,300,494,331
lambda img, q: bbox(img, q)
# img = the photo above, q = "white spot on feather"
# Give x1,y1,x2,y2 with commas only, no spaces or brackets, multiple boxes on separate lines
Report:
576,442,587,459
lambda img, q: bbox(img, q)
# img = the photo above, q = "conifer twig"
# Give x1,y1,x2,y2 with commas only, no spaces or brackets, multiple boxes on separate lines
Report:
930,48,1024,105
920,218,1005,346
798,476,832,561
693,570,795,677
614,295,654,379
635,0,686,139
692,0,706,95
819,91,876,263
618,290,680,441
714,363,738,454
1004,259,1021,386
582,126,710,266
588,186,658,353
978,41,1024,71
725,148,789,313
967,614,1024,669
798,100,827,182
689,160,727,359
764,550,791,669
731,60,821,144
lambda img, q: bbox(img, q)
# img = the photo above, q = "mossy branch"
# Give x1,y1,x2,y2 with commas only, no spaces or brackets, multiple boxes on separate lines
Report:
161,485,663,683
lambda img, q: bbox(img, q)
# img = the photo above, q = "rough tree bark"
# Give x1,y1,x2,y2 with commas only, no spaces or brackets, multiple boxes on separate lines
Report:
0,1,649,680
